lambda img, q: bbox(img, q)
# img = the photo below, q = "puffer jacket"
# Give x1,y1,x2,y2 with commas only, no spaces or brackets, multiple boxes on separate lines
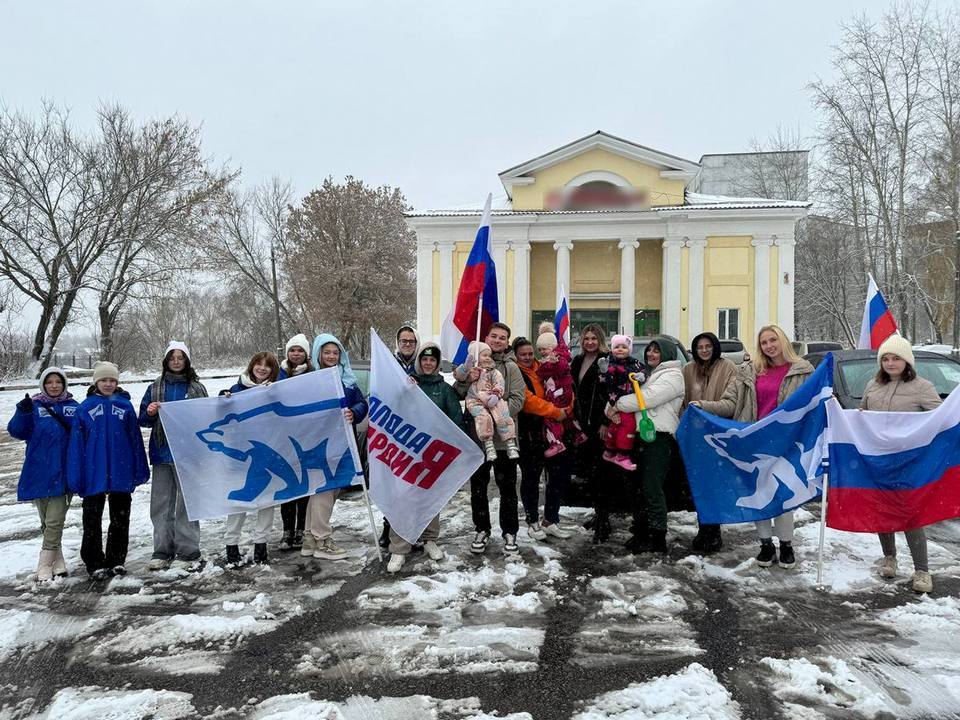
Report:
454,347,526,450
615,360,684,435
516,359,565,453
7,394,79,500
712,359,815,422
860,377,942,412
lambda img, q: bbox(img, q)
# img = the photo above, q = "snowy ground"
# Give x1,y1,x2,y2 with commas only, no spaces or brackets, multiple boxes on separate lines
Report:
2,380,960,719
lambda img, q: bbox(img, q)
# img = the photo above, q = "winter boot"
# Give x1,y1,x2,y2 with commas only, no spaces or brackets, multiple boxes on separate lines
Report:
387,553,405,573
778,541,796,569
691,524,722,554
292,530,304,549
912,570,933,593
36,549,55,582
225,545,242,566
756,539,776,567
648,529,668,554
253,543,269,565
52,548,68,578
483,440,497,462
471,530,490,554
278,531,294,551
505,438,520,460
378,520,391,549
878,556,898,579
625,533,648,554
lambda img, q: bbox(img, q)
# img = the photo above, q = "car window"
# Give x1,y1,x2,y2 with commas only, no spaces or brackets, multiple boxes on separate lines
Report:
917,358,960,396
720,341,744,352
838,359,878,399
353,369,371,396
808,342,843,353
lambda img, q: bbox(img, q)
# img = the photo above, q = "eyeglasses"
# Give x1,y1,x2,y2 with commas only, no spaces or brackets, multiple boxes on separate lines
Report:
399,339,417,345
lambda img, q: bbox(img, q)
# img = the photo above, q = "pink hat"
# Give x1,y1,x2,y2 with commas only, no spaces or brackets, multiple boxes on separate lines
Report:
611,334,632,350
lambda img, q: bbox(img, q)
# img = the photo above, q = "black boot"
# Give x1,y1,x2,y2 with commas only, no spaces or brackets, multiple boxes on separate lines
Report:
253,543,268,565
778,541,795,569
691,524,722,554
756,539,776,567
279,530,294,551
625,533,648,554
648,528,668,554
379,519,391,549
292,529,304,549
592,512,611,544
225,545,241,566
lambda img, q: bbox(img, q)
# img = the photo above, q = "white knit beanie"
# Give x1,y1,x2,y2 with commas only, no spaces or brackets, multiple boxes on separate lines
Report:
468,341,492,358
165,340,190,361
285,333,310,356
92,361,119,383
877,334,914,368
536,332,558,351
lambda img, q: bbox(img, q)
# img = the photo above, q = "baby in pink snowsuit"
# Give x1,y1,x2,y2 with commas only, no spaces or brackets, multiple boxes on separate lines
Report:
454,341,519,462
536,332,588,457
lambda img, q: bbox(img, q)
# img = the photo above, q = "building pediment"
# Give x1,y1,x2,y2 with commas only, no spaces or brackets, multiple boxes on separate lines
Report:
498,130,701,201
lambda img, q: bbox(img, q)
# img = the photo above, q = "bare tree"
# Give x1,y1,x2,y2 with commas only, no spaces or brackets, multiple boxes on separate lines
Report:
732,126,810,201
285,176,416,356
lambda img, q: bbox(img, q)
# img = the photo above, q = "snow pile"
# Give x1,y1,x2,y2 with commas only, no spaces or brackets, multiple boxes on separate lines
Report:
590,572,687,618
759,656,888,717
39,686,196,719
248,693,342,719
92,611,276,657
572,663,741,719
0,609,32,661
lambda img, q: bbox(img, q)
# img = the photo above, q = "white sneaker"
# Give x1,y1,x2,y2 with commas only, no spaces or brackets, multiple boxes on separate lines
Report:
147,557,170,571
878,555,897,579
542,522,572,539
172,558,204,573
423,541,444,561
527,522,547,541
912,570,933,593
503,533,519,554
387,553,405,573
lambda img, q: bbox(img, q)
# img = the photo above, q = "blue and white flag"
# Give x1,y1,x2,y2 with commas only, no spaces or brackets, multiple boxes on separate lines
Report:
676,355,834,524
159,370,363,521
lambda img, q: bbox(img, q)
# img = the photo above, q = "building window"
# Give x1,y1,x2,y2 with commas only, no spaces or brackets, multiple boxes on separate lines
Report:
717,308,740,340
530,309,620,341
634,309,660,337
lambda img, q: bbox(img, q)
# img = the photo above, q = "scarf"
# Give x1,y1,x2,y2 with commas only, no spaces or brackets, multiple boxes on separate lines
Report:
32,390,73,404
151,371,208,449
281,360,309,377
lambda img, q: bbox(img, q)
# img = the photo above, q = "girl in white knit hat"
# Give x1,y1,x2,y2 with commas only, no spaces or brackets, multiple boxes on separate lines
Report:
860,334,942,593
277,333,313,551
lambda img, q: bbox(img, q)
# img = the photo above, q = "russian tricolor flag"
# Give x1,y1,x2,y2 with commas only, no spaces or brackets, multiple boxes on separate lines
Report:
440,194,499,364
826,392,960,533
857,274,898,350
554,284,570,346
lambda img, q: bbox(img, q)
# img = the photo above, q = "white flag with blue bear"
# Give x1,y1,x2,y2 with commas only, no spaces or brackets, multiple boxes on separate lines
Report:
159,369,363,521
676,355,834,524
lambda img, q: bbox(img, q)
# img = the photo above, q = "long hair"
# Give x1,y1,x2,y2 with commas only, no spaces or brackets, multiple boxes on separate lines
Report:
285,347,314,374
875,363,917,385
752,324,801,375
163,349,199,383
578,323,609,354
245,351,280,384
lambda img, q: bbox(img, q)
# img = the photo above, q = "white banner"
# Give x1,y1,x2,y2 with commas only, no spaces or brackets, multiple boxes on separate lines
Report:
159,369,363,521
367,329,483,543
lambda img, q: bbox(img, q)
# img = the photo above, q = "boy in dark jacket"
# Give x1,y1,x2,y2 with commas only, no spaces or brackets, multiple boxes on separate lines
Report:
68,361,149,580
387,342,464,572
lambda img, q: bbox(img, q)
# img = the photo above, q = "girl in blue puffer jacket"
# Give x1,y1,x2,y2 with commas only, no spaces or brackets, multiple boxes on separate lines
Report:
67,361,150,580
7,367,79,582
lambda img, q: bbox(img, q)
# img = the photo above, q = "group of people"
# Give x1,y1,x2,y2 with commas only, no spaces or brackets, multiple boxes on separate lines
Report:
6,319,941,593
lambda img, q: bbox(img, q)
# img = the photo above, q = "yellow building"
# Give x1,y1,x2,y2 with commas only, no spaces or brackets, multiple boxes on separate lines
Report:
407,131,809,347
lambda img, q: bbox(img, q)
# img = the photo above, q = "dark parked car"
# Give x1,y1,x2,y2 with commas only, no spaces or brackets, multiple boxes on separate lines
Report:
805,349,960,409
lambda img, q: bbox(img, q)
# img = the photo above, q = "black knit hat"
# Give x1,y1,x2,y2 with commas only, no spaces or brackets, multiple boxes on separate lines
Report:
420,346,441,360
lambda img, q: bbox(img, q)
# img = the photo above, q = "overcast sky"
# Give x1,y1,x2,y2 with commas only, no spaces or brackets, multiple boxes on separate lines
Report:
0,1,947,211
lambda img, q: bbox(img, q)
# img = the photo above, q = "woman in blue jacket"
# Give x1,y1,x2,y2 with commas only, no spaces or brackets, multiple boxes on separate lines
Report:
303,333,368,561
7,367,79,582
139,341,208,572
67,361,150,580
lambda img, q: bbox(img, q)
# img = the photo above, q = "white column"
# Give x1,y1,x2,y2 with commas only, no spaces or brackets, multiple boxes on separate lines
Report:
511,241,531,339
491,241,508,317
777,233,797,339
553,239,573,304
618,238,639,335
752,235,774,334
437,241,455,326
416,239,434,338
661,237,684,337
687,236,707,339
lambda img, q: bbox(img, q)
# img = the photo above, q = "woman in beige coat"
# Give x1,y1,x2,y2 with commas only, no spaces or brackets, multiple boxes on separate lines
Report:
859,334,941,593
684,332,738,553
707,324,813,569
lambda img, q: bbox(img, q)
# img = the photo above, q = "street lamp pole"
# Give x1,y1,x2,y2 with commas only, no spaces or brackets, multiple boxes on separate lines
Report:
954,226,960,354
270,243,283,353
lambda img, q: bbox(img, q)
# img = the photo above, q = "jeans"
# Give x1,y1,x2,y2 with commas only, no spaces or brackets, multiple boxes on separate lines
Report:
280,497,309,533
471,452,519,536
150,464,200,561
81,492,132,572
35,494,71,550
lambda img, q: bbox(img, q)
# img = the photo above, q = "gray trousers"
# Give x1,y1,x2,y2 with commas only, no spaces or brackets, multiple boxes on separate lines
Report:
755,511,794,542
35,495,71,550
879,528,928,572
388,515,440,555
150,464,200,561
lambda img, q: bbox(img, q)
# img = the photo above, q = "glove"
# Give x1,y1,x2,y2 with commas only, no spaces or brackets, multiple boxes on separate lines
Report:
486,395,500,409
462,353,476,371
597,357,609,374
16,394,33,413
632,371,646,385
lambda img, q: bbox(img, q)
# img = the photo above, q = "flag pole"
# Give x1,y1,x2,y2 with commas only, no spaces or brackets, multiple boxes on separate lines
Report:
816,461,830,589
358,466,382,563
474,291,483,363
